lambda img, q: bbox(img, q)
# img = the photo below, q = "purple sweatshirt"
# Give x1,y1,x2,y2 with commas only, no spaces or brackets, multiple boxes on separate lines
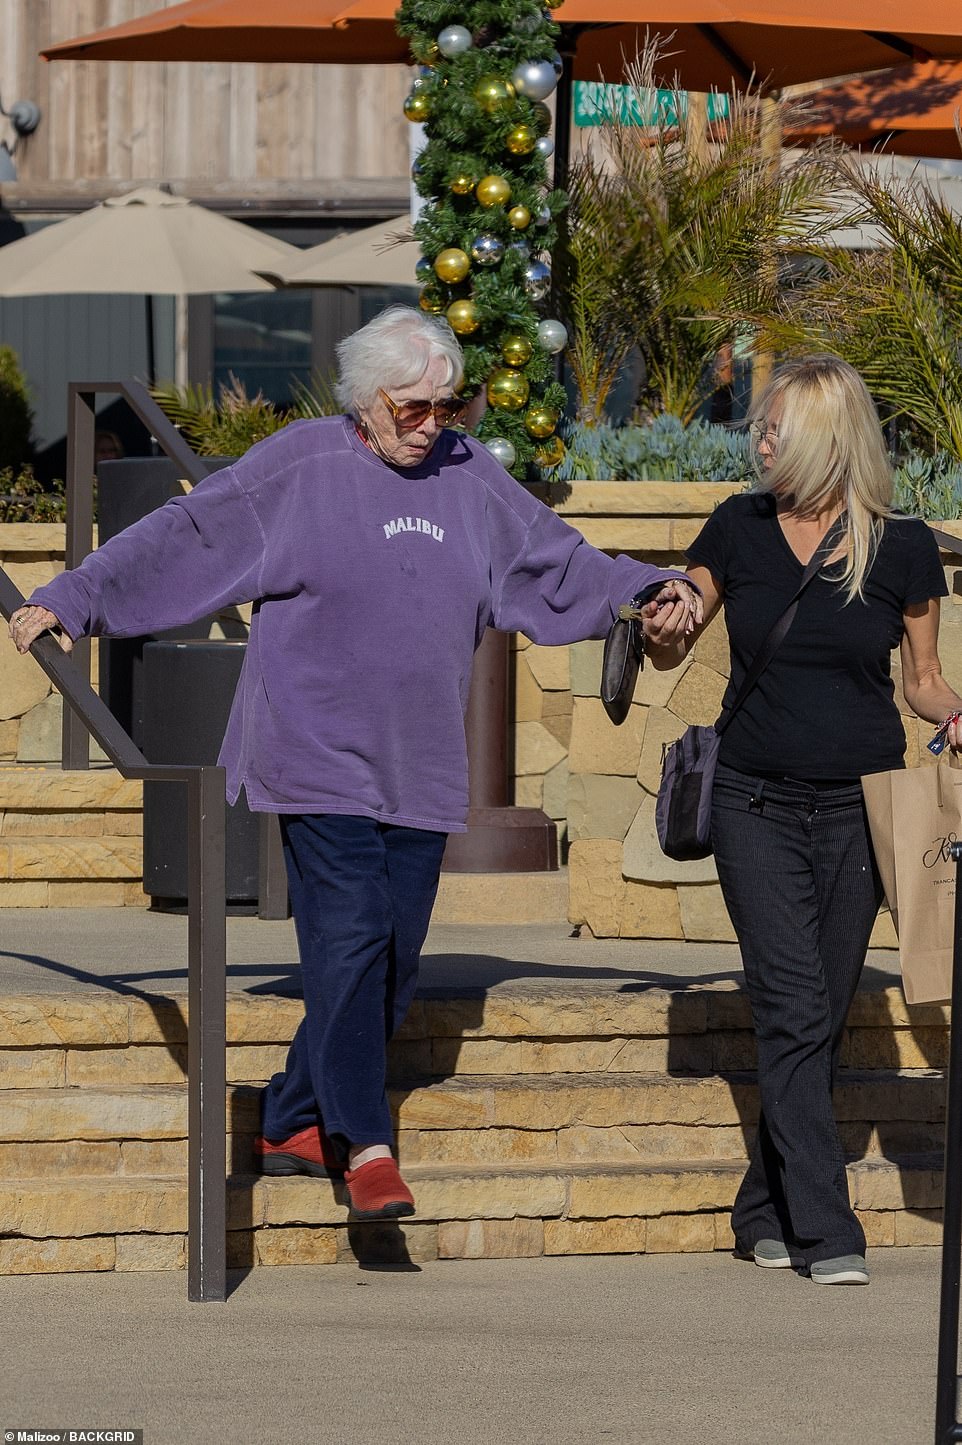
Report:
30,417,688,832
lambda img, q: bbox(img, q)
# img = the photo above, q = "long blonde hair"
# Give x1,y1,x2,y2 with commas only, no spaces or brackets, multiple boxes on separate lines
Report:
751,355,894,601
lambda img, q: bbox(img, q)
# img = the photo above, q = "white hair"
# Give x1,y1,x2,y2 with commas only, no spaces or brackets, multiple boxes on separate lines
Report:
335,305,465,412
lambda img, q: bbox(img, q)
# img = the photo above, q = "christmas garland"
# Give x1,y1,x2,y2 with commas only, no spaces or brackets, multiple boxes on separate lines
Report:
396,0,570,478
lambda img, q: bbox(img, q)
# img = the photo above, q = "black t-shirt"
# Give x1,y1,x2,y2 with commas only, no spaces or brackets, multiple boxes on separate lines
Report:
686,493,948,780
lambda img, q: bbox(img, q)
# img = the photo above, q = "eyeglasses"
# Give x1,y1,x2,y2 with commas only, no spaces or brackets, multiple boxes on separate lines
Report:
749,422,779,448
378,389,467,432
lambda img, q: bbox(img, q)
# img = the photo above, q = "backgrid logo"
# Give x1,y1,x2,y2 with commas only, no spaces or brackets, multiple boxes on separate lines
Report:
5,1433,142,1443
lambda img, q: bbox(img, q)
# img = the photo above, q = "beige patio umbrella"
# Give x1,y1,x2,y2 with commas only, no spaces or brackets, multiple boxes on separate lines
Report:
259,215,417,289
0,186,300,380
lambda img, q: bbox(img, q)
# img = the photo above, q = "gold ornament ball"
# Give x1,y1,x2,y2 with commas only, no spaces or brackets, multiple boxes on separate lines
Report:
507,205,532,231
473,75,516,114
447,299,480,335
450,172,475,195
525,406,560,439
535,435,566,468
502,334,533,367
543,0,564,10
434,248,471,284
403,91,431,123
487,368,530,411
477,174,512,208
531,101,552,136
412,37,441,64
506,124,537,155
418,284,446,315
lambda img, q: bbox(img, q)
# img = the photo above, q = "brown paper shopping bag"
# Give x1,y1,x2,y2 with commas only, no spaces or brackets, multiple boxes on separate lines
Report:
862,755,962,1003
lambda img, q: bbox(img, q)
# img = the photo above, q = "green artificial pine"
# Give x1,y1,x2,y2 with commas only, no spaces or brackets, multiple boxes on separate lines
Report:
396,0,569,478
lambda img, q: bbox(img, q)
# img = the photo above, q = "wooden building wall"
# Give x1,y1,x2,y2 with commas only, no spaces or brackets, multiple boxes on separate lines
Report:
0,0,410,205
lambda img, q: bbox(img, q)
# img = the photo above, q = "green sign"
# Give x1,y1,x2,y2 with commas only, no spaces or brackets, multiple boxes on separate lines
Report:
573,82,730,128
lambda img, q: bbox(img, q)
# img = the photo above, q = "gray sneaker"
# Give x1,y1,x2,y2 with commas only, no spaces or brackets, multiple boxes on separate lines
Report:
753,1238,793,1269
810,1254,870,1285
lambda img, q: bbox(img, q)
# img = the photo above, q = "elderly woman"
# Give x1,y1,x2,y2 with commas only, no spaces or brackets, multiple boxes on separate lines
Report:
11,306,700,1220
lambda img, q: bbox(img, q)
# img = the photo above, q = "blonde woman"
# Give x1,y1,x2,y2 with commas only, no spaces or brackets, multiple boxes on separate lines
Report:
643,355,962,1285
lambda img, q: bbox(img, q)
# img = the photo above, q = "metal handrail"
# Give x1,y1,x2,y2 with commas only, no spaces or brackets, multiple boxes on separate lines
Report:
936,843,962,1440
0,567,226,1302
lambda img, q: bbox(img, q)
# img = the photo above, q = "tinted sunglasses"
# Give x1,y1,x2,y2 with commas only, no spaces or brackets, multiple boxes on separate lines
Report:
378,388,467,432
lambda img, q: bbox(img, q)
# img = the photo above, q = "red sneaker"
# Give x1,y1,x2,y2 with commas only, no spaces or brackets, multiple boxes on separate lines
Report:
343,1157,416,1220
254,1125,345,1178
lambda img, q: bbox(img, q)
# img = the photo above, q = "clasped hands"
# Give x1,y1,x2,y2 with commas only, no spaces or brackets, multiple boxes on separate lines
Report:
639,580,703,648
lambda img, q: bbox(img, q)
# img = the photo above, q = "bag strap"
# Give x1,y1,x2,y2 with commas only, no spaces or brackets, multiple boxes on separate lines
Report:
716,515,847,736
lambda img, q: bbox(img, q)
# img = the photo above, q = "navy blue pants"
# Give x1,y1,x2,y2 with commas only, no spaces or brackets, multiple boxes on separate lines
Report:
260,814,447,1150
711,763,884,1269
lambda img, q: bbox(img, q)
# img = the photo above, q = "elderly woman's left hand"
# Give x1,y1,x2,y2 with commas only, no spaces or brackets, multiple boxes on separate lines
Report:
641,580,703,649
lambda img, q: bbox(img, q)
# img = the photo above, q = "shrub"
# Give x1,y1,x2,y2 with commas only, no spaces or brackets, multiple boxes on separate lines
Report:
562,46,840,424
151,372,339,457
558,416,962,521
559,415,756,482
0,346,35,471
893,454,962,521
0,466,65,522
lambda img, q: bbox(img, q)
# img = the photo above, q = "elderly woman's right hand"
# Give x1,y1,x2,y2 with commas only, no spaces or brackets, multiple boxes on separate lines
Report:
8,605,72,655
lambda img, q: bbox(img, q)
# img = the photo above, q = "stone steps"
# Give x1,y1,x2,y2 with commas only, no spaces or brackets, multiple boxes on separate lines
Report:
0,1154,944,1275
0,981,950,1273
0,984,949,1058
0,1069,947,1178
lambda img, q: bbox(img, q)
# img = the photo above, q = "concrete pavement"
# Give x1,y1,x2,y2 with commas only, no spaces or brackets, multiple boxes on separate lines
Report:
0,910,926,1445
0,1249,943,1445
0,907,902,997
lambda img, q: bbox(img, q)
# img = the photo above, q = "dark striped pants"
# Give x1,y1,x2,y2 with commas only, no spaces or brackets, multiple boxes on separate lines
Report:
711,762,884,1270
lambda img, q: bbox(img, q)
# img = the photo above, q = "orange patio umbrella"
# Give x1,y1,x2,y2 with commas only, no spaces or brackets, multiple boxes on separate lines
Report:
786,60,962,159
40,0,962,92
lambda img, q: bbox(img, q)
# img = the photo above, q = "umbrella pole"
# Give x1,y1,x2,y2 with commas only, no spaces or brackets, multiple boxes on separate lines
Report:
145,292,157,387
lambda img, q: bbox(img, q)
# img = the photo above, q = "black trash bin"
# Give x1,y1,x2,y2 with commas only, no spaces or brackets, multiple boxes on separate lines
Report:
141,639,258,908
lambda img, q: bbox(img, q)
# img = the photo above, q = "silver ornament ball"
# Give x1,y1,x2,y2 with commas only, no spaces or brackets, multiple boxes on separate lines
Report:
415,256,434,283
485,437,517,469
511,59,559,102
535,204,552,226
523,259,552,301
507,239,531,260
470,233,505,267
437,24,473,57
535,135,554,159
537,318,568,353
